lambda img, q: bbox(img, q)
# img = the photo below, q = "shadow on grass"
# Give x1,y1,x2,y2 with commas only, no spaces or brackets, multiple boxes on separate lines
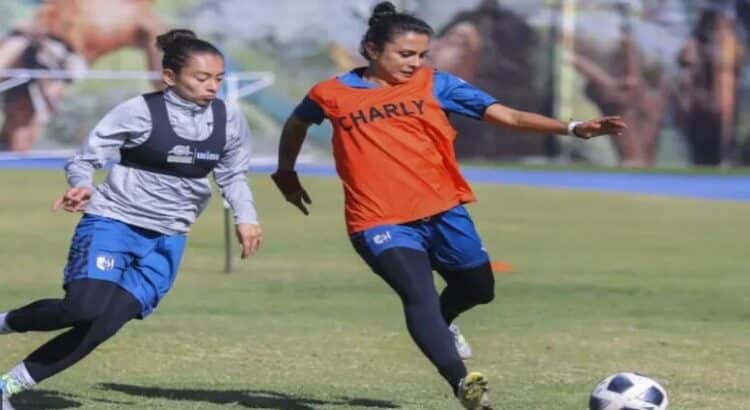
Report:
9,389,81,409
10,388,138,409
99,383,400,409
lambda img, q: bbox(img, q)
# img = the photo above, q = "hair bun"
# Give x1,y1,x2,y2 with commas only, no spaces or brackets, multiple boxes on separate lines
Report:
368,1,397,27
156,29,198,51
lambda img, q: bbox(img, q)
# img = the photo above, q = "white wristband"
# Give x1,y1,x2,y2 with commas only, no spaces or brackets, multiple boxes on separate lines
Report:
567,120,583,137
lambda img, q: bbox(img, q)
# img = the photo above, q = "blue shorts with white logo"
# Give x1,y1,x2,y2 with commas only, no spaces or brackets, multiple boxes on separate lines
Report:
63,214,186,318
350,205,489,271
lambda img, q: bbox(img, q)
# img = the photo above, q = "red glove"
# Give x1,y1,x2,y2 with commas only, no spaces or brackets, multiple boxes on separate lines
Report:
271,170,312,215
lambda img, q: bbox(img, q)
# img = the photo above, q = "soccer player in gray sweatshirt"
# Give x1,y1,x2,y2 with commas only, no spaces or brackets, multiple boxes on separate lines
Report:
0,29,262,409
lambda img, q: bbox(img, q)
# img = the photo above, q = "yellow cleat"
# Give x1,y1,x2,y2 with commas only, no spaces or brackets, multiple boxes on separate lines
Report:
457,371,492,410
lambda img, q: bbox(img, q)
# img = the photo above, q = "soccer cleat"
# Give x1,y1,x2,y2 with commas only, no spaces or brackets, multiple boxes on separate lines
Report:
449,323,473,360
0,377,17,410
457,371,492,410
1,393,13,410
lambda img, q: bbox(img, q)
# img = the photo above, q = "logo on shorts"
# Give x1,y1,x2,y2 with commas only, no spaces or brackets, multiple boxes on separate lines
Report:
372,231,392,245
95,254,115,271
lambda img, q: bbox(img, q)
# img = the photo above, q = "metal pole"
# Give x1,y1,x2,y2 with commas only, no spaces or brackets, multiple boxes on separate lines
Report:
223,200,233,273
222,73,240,274
554,0,578,160
557,0,577,122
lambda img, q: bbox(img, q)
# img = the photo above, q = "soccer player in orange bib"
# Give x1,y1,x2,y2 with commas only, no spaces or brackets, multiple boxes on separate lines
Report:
271,2,626,409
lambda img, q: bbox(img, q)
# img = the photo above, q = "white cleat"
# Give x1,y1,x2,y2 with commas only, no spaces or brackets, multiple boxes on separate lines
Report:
0,375,24,410
449,323,473,360
1,394,14,410
0,382,14,410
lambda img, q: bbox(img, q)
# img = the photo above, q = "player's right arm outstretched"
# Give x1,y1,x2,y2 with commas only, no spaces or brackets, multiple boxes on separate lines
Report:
54,97,149,213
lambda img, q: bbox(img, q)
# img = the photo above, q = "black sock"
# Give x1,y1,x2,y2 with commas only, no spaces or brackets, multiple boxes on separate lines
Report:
442,361,468,396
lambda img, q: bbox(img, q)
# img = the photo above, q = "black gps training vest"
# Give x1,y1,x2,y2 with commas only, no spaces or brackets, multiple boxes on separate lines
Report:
119,91,226,178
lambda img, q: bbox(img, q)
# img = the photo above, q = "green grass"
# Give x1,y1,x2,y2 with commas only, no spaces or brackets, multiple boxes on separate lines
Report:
0,170,748,409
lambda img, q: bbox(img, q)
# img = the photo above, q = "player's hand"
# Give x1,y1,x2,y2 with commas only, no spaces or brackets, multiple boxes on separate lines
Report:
235,223,263,259
52,187,93,213
271,169,312,215
572,116,627,139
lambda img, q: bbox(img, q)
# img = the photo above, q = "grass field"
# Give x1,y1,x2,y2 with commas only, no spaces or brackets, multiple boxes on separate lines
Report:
0,170,748,409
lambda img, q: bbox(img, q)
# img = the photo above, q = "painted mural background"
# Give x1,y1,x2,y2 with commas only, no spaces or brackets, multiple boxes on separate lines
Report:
1,0,749,167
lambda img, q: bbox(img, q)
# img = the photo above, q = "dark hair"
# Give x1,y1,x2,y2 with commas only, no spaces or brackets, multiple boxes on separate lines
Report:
359,1,433,61
156,29,223,72
694,9,720,42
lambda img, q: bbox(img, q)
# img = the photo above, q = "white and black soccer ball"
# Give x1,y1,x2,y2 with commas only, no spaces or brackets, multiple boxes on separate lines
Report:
589,372,669,410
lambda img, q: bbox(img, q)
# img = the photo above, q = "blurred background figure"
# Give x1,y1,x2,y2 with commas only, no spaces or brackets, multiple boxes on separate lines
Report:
674,0,744,166
0,0,163,151
428,21,482,83
737,0,750,165
568,0,669,167
428,0,554,160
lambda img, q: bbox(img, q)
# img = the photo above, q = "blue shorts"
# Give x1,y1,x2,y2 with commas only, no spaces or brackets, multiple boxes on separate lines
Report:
63,214,186,318
350,205,489,271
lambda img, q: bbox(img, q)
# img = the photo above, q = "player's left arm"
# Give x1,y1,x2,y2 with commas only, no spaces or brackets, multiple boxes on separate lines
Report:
213,104,262,259
482,103,626,139
435,70,626,139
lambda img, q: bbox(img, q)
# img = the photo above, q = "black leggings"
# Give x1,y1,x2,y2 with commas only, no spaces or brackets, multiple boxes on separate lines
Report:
437,262,495,325
356,246,495,391
6,279,141,382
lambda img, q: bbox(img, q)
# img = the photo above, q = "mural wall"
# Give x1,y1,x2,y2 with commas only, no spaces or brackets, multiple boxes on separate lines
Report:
1,0,749,167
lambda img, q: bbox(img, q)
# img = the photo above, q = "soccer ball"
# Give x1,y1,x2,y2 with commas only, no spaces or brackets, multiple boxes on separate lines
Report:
589,372,669,410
